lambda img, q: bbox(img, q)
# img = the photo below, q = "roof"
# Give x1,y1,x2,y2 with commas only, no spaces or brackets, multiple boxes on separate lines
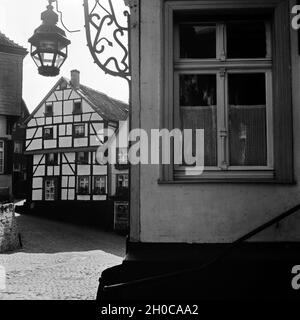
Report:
25,77,129,124
0,31,27,55
78,83,128,121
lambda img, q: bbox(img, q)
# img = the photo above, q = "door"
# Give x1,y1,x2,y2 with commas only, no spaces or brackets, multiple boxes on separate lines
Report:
44,178,58,201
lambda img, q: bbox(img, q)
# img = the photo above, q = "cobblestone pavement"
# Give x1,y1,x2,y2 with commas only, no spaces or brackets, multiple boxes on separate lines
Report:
0,214,125,300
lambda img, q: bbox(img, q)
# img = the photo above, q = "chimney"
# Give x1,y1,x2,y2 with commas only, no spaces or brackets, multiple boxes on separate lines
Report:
70,70,80,89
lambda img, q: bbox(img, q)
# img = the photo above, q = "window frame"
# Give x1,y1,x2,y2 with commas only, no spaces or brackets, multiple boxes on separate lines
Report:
77,176,90,195
45,102,53,117
43,127,54,140
73,124,85,138
93,176,107,195
46,153,58,166
76,151,89,165
162,0,294,184
117,174,129,188
14,141,23,154
73,101,82,115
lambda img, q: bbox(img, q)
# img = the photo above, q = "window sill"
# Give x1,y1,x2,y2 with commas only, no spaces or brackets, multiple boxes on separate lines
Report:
158,170,297,185
158,178,297,185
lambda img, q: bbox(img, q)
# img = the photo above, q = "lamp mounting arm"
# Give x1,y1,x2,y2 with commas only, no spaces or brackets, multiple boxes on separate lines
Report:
84,0,131,84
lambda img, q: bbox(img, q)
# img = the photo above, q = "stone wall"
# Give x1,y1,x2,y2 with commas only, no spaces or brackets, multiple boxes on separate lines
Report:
0,204,19,252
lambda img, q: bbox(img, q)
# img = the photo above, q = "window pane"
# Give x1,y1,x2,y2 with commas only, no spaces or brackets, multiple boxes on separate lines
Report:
228,73,267,166
180,74,217,166
227,21,267,59
180,24,216,59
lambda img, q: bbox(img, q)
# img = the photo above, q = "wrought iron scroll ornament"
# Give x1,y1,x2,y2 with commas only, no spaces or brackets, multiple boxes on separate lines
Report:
83,0,131,84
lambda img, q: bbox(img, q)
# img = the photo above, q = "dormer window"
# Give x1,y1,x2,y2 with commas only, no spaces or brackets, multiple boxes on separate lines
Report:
73,124,85,138
43,127,54,140
73,101,82,115
45,103,53,117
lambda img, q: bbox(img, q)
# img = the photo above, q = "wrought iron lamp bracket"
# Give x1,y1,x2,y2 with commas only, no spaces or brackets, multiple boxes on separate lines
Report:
83,0,131,84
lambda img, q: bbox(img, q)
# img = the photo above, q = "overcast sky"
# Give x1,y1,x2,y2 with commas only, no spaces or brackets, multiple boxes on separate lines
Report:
0,0,129,112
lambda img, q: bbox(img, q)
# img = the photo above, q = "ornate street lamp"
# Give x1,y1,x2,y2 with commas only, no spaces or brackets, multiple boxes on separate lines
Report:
28,0,71,77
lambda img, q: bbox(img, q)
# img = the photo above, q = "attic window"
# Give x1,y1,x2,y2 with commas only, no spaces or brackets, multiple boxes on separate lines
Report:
73,101,82,115
45,103,53,117
60,81,67,90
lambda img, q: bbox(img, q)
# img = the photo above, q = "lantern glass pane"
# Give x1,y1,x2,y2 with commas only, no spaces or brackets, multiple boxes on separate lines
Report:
55,53,65,67
33,53,42,67
40,52,55,66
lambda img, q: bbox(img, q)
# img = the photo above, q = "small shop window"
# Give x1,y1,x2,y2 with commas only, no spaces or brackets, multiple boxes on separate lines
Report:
77,176,90,195
93,176,107,195
43,127,54,140
73,124,85,138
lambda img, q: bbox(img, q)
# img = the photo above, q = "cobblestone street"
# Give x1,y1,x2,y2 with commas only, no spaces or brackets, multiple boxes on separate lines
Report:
0,214,125,300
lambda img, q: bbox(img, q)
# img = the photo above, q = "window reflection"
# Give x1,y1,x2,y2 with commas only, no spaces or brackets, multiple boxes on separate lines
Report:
180,24,216,59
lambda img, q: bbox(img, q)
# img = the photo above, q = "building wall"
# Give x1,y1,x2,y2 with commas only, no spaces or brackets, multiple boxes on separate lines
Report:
26,84,105,152
130,0,300,243
0,116,7,137
31,151,108,202
0,52,24,116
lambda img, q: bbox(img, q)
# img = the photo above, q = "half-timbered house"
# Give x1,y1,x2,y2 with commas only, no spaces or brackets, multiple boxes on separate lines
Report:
24,70,128,224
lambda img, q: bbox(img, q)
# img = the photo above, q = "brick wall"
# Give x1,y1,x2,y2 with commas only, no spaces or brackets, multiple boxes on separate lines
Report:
0,204,19,252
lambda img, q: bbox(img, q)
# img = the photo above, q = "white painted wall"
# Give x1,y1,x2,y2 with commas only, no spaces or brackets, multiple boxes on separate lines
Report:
131,0,300,243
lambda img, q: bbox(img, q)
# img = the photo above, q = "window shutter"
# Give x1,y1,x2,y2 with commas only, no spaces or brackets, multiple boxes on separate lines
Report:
4,140,13,174
273,0,294,183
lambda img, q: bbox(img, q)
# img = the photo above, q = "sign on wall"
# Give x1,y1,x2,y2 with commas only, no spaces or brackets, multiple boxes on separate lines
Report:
114,201,129,231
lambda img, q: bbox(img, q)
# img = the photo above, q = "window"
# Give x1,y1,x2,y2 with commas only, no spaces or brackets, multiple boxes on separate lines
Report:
45,103,53,117
14,141,22,154
93,176,107,195
73,124,85,138
76,152,89,165
6,118,15,135
46,153,58,166
117,148,128,165
161,0,298,183
175,19,273,179
117,174,129,188
73,101,82,114
77,176,90,195
0,141,4,174
60,81,67,90
43,127,54,140
13,163,21,172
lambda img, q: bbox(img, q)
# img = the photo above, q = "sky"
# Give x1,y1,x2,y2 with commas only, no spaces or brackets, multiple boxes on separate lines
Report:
0,0,129,112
